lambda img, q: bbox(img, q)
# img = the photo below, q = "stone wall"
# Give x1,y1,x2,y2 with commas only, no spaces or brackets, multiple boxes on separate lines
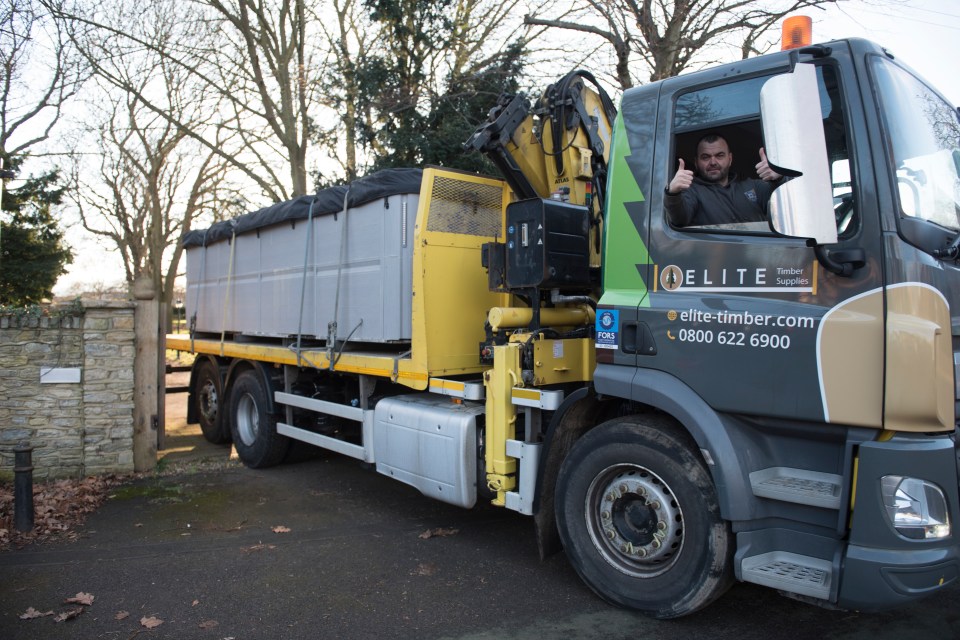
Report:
0,301,137,479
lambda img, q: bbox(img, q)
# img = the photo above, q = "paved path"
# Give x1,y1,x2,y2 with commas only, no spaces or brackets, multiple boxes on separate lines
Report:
1,386,959,639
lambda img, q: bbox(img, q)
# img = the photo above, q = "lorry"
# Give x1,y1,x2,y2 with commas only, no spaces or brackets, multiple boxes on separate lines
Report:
168,33,960,618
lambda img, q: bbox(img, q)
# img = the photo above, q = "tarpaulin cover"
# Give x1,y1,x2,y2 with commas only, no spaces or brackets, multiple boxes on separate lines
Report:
182,167,423,248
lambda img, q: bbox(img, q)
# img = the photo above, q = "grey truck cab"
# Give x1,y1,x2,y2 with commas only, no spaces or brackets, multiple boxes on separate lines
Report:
582,38,960,613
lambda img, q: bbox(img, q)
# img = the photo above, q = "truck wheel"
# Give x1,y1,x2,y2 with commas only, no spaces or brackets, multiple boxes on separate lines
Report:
228,370,289,468
555,417,733,619
194,359,230,444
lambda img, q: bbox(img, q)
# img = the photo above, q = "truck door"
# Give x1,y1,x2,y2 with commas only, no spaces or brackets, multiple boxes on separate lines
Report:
867,53,958,433
638,48,887,426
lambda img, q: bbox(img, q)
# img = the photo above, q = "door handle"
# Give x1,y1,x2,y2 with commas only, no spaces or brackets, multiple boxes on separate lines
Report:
621,323,638,354
621,322,657,356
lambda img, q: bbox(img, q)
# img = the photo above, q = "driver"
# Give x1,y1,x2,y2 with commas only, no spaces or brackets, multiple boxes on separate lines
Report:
665,133,783,227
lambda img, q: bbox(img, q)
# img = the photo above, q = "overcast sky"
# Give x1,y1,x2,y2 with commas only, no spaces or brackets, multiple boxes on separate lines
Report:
816,0,959,104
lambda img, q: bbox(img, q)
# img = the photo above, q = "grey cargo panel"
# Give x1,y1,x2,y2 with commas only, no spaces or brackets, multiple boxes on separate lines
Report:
184,170,421,343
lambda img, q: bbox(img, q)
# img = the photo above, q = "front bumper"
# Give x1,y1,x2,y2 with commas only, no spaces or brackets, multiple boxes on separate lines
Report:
839,543,960,610
838,433,960,610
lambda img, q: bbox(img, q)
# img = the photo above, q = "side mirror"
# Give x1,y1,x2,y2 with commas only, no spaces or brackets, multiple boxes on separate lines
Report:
760,63,838,245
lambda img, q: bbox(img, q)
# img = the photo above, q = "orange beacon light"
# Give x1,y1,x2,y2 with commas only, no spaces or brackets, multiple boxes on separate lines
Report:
782,15,813,50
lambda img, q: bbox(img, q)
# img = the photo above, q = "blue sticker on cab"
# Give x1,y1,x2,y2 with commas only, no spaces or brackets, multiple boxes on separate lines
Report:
595,309,619,349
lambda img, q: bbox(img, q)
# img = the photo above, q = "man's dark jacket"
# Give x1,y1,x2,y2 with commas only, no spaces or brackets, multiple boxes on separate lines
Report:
664,174,776,227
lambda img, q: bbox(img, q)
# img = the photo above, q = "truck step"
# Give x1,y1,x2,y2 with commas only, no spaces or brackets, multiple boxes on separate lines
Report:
740,551,832,600
749,467,842,509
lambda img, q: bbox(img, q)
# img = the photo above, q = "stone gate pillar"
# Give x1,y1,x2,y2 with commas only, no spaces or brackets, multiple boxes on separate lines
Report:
132,276,159,471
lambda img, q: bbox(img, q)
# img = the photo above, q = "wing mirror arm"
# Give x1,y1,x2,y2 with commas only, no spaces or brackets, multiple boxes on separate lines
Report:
789,45,832,72
814,246,865,277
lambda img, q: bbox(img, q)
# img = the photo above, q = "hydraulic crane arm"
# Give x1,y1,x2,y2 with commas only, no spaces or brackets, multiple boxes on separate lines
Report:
464,69,617,219
463,93,549,201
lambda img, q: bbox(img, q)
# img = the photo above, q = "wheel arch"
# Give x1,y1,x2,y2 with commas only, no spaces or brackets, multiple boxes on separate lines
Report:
591,363,752,521
533,387,606,558
223,359,281,417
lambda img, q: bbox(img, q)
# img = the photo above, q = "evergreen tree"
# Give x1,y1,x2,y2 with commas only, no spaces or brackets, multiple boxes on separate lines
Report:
366,41,526,174
358,0,525,175
0,155,73,305
358,0,450,168
408,42,525,175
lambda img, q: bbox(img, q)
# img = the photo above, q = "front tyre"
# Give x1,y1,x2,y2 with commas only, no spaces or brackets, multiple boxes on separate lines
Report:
228,370,289,468
556,417,733,619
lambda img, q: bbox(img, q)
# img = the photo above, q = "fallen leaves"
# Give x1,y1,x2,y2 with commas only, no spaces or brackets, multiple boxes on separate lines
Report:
271,525,291,534
242,542,277,553
419,527,459,539
198,619,219,629
140,615,164,628
64,592,95,606
18,591,197,634
0,475,124,550
21,590,96,624
54,607,84,623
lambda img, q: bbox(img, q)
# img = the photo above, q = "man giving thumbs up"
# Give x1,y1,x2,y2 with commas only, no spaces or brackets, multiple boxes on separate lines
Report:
665,133,783,227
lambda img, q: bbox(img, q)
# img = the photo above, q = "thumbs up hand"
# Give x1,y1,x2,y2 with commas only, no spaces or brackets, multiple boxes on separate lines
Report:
668,158,694,194
756,147,782,181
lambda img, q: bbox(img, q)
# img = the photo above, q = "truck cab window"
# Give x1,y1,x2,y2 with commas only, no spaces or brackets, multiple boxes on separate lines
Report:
669,65,857,237
870,57,960,232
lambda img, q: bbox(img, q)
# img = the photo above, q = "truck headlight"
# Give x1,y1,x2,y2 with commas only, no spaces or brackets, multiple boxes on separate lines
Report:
881,475,951,540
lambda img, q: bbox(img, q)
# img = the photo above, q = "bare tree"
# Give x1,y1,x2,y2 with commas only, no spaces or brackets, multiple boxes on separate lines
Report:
526,0,846,89
71,92,238,305
0,0,85,157
47,0,318,200
67,1,240,306
314,1,352,180
205,0,316,196
314,0,378,180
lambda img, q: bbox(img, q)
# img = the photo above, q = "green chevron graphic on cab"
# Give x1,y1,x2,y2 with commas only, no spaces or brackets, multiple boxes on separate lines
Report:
601,111,650,308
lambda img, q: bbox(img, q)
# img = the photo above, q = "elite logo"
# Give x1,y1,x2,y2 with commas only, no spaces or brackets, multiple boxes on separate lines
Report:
660,265,683,291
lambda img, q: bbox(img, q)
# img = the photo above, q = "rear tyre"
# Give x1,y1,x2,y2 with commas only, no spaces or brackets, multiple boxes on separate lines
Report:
194,359,230,444
228,370,289,468
555,416,733,619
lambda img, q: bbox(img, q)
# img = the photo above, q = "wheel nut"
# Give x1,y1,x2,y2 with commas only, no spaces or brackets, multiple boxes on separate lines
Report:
620,484,629,494
601,511,611,521
657,521,666,530
606,529,616,540
652,539,661,549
